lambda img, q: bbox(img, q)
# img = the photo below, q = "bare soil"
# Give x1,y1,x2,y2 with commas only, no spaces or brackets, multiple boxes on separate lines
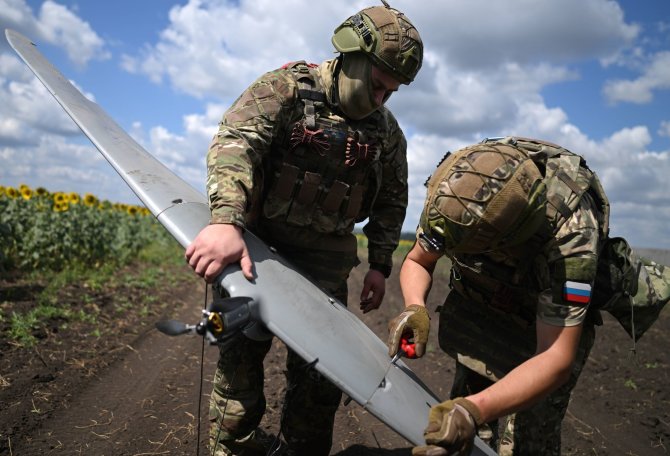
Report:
1,251,669,455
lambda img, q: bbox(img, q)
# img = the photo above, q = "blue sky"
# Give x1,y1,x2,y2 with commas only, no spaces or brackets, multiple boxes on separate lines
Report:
1,0,669,249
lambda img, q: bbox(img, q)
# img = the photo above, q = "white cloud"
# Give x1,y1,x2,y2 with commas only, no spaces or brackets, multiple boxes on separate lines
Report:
0,55,83,145
0,0,109,68
603,51,670,104
0,0,38,52
126,103,223,195
0,133,131,200
37,1,110,67
401,0,638,70
121,0,354,100
391,60,579,138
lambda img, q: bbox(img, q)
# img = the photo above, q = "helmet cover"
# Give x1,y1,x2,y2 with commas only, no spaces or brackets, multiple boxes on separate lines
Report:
332,3,423,84
421,142,547,253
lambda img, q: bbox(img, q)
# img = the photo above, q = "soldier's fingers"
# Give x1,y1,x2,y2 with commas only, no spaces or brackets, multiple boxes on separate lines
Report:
362,295,383,313
412,445,448,456
184,243,194,260
425,446,449,456
191,255,209,276
239,252,254,281
186,250,201,269
203,260,223,283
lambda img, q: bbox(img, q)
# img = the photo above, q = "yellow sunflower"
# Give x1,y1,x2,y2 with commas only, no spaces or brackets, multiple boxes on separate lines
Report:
6,187,19,199
83,193,98,207
20,186,33,200
53,192,67,204
68,192,80,204
54,201,69,212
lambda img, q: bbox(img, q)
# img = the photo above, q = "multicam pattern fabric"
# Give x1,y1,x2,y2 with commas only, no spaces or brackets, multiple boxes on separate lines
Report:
206,58,409,454
418,139,604,330
424,143,603,375
209,338,343,456
332,5,423,84
280,347,343,455
541,193,601,326
419,138,607,454
209,337,272,456
419,190,600,334
206,58,408,269
421,143,545,253
209,238,357,455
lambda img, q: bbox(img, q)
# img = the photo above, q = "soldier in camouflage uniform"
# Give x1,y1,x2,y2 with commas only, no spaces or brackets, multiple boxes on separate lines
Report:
387,137,610,456
185,3,423,455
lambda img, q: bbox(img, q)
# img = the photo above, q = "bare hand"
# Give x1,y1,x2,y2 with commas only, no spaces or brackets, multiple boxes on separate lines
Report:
184,224,253,282
360,269,386,313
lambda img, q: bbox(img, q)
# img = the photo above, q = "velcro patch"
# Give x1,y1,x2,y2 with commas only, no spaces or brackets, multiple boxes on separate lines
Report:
563,281,592,305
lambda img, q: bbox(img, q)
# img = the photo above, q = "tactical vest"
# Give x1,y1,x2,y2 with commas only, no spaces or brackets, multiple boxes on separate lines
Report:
260,61,384,235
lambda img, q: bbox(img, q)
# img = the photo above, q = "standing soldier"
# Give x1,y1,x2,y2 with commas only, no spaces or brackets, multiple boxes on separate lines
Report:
388,137,610,455
186,3,423,455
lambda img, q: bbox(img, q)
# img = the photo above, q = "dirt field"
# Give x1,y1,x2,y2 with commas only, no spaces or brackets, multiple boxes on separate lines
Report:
1,249,668,455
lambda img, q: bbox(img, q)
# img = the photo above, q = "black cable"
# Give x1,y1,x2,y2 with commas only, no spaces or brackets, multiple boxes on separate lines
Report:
196,282,208,456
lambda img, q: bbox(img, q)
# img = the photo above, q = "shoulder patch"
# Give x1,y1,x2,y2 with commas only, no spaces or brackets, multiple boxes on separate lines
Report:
563,281,591,305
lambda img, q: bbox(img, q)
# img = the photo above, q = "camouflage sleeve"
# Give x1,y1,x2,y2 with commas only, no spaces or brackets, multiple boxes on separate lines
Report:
538,194,601,326
207,70,297,226
363,111,408,273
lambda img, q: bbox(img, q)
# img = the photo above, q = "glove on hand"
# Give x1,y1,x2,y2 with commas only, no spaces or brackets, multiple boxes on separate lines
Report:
412,397,483,456
387,304,430,358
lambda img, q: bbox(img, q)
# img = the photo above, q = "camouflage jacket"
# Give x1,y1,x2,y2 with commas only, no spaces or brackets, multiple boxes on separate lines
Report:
206,59,408,272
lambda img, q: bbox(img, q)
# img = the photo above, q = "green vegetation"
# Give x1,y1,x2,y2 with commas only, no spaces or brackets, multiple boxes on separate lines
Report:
624,378,638,391
355,233,452,280
0,184,172,271
1,184,185,347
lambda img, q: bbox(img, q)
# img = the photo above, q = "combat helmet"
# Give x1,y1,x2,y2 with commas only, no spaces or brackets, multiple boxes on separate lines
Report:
421,141,548,254
331,1,423,84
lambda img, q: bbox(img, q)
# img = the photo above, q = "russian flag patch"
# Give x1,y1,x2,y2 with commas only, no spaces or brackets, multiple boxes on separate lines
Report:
563,281,592,304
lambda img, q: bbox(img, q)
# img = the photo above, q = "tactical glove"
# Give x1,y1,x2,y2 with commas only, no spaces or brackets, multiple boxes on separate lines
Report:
387,304,430,358
412,397,483,456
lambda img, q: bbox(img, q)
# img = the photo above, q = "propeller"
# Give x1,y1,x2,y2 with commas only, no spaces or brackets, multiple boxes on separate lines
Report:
155,319,195,336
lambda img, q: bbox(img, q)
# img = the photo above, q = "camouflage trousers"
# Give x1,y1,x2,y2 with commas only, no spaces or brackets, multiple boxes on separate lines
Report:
446,322,596,456
209,241,358,456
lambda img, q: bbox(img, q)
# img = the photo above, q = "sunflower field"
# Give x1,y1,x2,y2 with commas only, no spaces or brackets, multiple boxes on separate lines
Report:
0,184,175,271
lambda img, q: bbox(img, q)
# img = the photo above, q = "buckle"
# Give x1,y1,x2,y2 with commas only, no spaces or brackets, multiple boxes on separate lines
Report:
351,14,373,46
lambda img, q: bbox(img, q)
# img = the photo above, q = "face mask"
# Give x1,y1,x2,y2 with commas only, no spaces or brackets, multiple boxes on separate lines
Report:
337,53,379,120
